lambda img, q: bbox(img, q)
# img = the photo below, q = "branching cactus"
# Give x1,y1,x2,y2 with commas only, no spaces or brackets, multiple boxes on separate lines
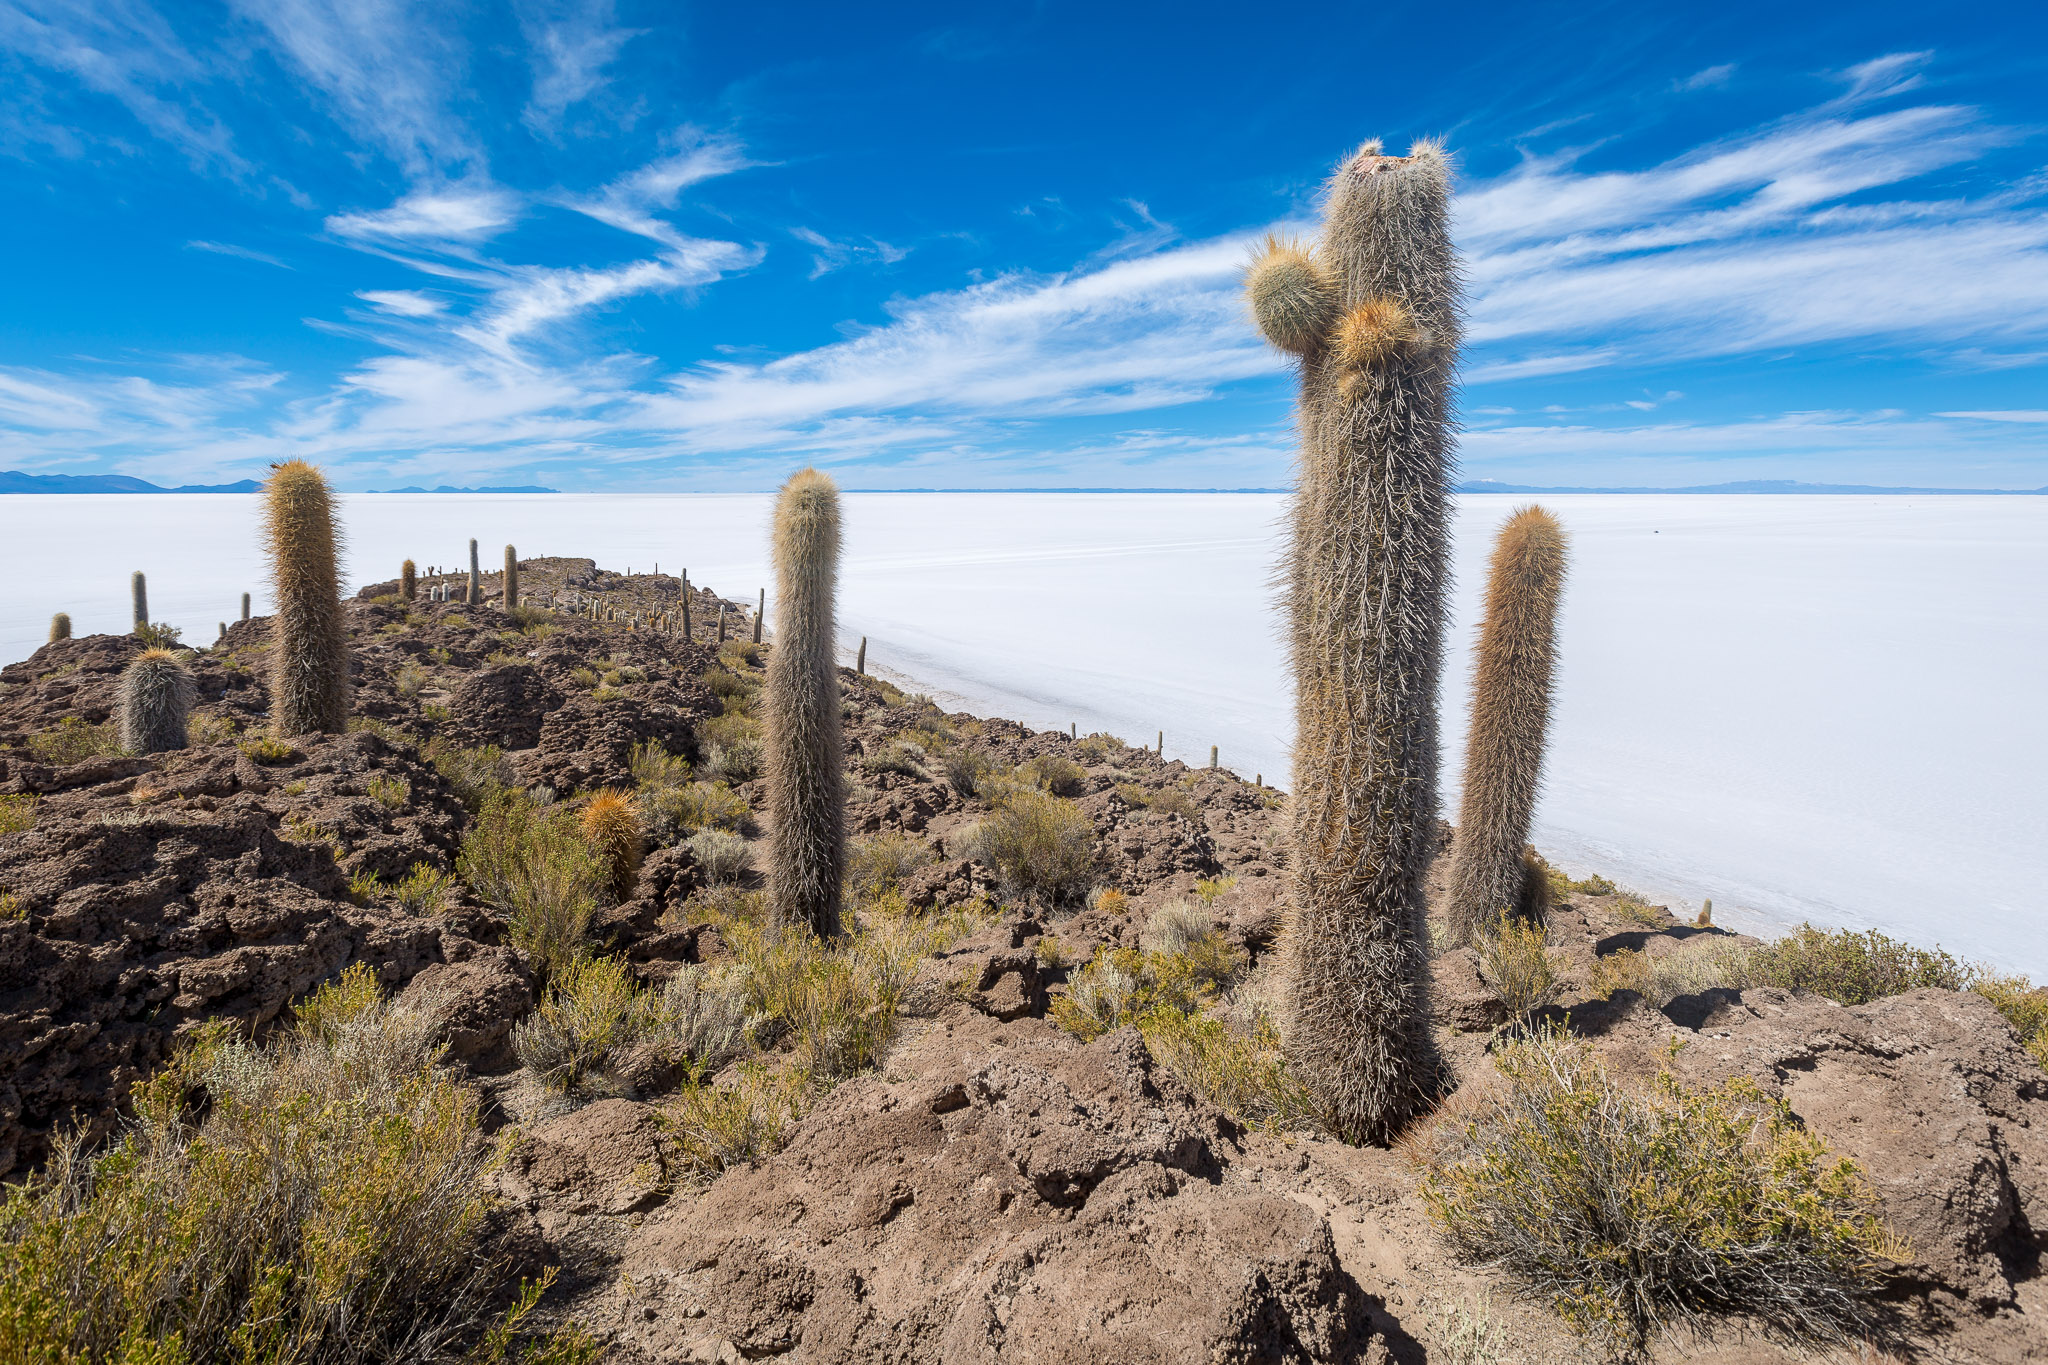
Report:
119,647,195,755
130,571,148,630
1445,506,1569,946
48,613,71,643
401,559,417,601
262,460,349,735
504,546,519,607
764,468,847,937
1248,139,1463,1144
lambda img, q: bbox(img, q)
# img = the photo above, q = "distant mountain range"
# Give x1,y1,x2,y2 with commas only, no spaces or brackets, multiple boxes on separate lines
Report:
372,485,561,494
0,471,559,494
0,470,262,493
1456,478,2048,495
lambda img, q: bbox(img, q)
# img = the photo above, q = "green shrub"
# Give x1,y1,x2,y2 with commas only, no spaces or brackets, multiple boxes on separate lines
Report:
1731,924,1969,1004
395,861,454,914
663,1062,801,1178
864,739,931,780
29,717,122,765
367,773,410,810
1017,753,1085,796
0,964,594,1364
1473,916,1564,1018
1138,900,1241,988
965,786,1095,908
724,918,934,1081
1139,1006,1318,1134
1974,975,2048,1068
426,739,515,812
700,738,764,785
629,739,690,788
457,791,602,978
396,663,429,700
1052,946,1211,1041
1420,1025,1904,1355
514,954,660,1096
132,621,182,650
645,781,751,844
1590,939,1747,1006
0,795,38,838
1572,873,1618,896
939,747,992,795
847,832,932,902
685,829,752,885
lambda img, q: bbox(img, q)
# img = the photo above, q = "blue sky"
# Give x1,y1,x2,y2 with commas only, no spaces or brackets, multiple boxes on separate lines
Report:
0,1,2044,491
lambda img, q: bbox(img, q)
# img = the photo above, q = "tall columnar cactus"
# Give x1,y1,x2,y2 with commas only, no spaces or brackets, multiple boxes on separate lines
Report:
1247,138,1463,1144
119,647,195,755
240,592,250,622
401,559,417,601
467,539,480,605
681,572,692,638
130,572,148,630
262,460,349,735
503,546,519,608
753,588,765,644
1444,506,1569,946
49,612,71,642
764,468,847,937
856,636,866,674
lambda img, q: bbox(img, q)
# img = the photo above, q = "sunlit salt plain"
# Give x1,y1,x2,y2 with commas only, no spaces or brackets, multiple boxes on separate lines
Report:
4,491,2044,973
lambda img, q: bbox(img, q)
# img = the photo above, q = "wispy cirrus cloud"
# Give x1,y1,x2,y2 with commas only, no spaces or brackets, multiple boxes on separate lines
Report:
517,0,637,135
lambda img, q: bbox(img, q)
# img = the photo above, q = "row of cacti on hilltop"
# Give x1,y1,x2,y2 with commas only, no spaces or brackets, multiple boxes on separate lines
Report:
39,133,1571,1152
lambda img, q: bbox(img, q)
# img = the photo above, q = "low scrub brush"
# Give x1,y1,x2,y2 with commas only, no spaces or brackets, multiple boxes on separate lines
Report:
1472,916,1565,1019
425,738,515,812
685,828,752,885
457,791,602,978
961,785,1096,909
646,781,751,844
1728,923,1969,1004
847,831,933,902
1420,1024,1905,1356
1017,753,1086,796
0,965,594,1363
30,717,121,766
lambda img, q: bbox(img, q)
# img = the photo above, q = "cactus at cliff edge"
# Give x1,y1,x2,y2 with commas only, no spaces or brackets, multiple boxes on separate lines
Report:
119,647,195,755
262,460,349,735
764,468,847,937
401,559,417,602
240,592,250,622
130,571,148,630
1444,506,1569,947
1246,138,1463,1143
502,546,519,608
49,613,71,643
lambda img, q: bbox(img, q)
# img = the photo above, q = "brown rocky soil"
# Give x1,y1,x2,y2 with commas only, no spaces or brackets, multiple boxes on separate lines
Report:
1,556,2044,1362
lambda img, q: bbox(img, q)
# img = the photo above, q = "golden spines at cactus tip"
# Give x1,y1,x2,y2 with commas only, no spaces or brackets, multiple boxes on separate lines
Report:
1245,235,1337,355
580,789,643,902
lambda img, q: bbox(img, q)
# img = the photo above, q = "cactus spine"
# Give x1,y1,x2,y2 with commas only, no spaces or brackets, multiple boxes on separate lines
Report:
1444,506,1569,947
130,572,148,630
764,468,846,937
1250,139,1462,1143
467,539,480,604
401,559,417,601
503,546,519,607
262,460,349,735
240,592,250,621
49,613,71,643
753,588,765,644
119,647,195,754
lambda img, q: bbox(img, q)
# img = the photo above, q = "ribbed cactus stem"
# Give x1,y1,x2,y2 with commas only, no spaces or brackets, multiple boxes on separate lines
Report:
1157,730,1163,755
503,546,519,607
681,573,692,637
49,613,71,643
130,571,147,630
753,588,765,644
467,539,480,605
1210,745,1218,769
764,468,847,938
855,636,866,674
119,648,195,755
262,460,349,735
240,592,250,621
1444,506,1569,947
401,560,416,601
1251,139,1463,1143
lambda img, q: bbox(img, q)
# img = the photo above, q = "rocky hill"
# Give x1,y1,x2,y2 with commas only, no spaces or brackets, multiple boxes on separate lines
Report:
0,558,2042,1363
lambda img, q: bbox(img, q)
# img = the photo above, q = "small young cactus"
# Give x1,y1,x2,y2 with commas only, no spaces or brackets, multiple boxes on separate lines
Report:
764,468,847,937
262,460,349,735
217,621,228,638
401,559,417,601
580,789,643,902
119,647,195,755
503,546,519,607
48,613,71,643
1444,506,1570,946
130,571,148,630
